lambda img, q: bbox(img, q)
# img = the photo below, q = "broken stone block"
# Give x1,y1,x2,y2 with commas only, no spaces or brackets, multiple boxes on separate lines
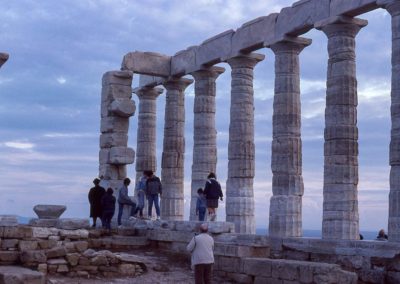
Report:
110,99,136,117
33,205,66,219
57,219,90,230
0,266,45,284
0,215,18,226
109,147,135,165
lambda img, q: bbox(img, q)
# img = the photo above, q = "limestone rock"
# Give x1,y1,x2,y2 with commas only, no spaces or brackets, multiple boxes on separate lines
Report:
57,219,90,230
0,266,45,284
0,215,18,226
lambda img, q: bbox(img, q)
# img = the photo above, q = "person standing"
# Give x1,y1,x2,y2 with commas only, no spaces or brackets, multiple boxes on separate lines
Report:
187,223,215,284
101,187,116,231
196,188,207,221
88,178,105,228
133,171,147,218
117,178,137,226
203,172,223,221
376,229,388,241
145,171,162,220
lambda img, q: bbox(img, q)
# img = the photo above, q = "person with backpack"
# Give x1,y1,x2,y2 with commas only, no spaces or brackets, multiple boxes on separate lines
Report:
145,171,162,220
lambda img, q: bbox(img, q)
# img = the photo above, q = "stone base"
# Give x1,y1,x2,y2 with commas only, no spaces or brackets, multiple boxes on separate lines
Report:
0,266,45,284
0,215,18,226
28,218,58,227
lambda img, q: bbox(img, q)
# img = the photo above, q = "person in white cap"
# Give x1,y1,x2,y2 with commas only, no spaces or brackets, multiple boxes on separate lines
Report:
186,223,214,284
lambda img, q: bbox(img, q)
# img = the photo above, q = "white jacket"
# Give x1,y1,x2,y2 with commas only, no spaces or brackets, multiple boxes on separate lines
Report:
186,233,214,267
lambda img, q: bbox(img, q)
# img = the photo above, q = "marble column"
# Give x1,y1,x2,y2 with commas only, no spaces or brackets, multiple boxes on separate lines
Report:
226,53,264,234
134,86,163,188
316,16,367,240
380,0,400,242
269,37,311,238
99,71,136,191
161,78,193,220
189,67,225,221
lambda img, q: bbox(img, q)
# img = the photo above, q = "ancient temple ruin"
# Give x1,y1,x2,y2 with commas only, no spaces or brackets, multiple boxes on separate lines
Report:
98,0,400,241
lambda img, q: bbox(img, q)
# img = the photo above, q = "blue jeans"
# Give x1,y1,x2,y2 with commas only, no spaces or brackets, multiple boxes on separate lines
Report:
134,190,145,217
198,207,206,221
117,201,136,225
147,194,160,217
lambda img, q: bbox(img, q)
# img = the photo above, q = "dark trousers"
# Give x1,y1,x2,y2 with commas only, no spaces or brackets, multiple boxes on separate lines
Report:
147,194,160,217
198,207,206,221
117,201,136,225
194,263,213,284
102,211,114,230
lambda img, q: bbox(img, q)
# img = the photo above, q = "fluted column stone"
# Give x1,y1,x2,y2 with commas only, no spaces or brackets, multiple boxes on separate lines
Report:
161,78,193,220
134,86,163,190
379,0,400,242
269,37,311,238
189,67,225,221
226,53,264,234
316,16,367,240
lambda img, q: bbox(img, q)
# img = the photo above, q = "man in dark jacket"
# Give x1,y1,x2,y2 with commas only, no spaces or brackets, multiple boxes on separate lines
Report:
204,172,223,221
101,187,116,231
88,178,106,228
145,171,162,220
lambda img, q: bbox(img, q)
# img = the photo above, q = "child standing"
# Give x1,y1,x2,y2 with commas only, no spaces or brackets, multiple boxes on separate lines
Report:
101,188,116,231
134,171,147,218
196,188,207,221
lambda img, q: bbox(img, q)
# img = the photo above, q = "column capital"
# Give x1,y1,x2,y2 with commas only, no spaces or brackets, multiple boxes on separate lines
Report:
163,77,193,92
315,16,368,38
378,0,400,16
270,36,312,55
190,66,225,81
134,86,163,100
227,53,265,69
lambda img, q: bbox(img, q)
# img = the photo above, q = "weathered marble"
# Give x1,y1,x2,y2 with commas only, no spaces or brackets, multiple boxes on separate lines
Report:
316,16,367,240
226,53,264,234
269,37,311,238
161,78,193,220
380,0,400,242
189,67,225,221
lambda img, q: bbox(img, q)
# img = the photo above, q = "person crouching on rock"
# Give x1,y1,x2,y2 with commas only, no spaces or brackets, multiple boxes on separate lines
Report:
101,188,116,231
117,178,137,227
88,178,105,228
187,223,214,284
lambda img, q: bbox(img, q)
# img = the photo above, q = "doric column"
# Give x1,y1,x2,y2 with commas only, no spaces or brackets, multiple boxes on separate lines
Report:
134,86,163,187
189,67,225,221
379,0,400,242
316,16,367,240
161,78,193,220
269,37,311,238
226,53,264,234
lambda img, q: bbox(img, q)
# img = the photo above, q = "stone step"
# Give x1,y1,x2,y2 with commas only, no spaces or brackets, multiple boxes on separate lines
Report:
0,266,45,284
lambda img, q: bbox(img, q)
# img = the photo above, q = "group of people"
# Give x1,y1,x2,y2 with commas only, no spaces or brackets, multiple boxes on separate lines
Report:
88,170,162,230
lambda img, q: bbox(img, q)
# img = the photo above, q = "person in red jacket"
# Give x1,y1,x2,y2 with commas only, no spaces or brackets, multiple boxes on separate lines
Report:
203,172,223,221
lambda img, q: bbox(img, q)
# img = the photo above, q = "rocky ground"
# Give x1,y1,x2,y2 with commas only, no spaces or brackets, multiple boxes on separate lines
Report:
47,248,233,284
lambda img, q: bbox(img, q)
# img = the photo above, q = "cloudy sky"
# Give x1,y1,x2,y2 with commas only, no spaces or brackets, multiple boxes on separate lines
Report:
0,0,392,232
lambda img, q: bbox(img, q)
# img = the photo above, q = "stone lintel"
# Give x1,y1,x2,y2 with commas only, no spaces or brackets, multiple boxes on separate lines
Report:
275,0,330,38
121,51,171,77
232,14,278,52
197,29,235,67
331,0,378,17
315,16,368,30
0,53,9,68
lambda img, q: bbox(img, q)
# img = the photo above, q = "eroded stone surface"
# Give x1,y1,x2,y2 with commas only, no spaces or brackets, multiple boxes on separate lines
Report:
33,205,66,219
